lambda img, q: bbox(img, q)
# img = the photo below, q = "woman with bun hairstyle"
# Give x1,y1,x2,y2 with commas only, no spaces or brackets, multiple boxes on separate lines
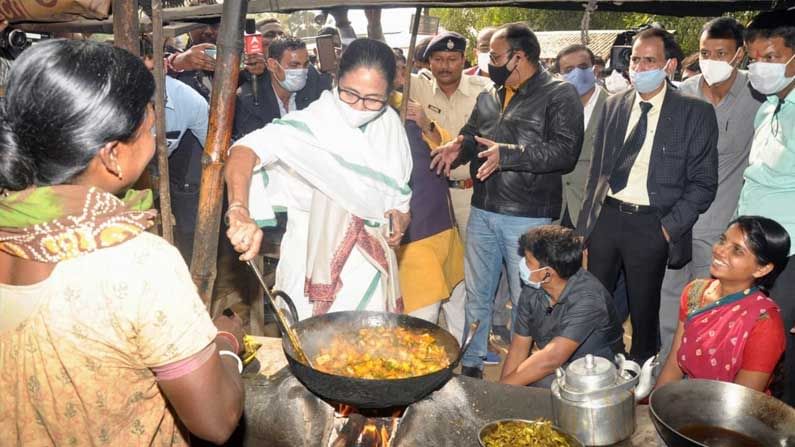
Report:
0,40,243,445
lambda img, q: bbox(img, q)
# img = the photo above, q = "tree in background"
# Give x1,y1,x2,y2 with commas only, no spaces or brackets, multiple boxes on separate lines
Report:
431,8,757,59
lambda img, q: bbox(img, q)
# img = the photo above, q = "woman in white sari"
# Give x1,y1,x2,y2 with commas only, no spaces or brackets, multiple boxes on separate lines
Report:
224,39,412,320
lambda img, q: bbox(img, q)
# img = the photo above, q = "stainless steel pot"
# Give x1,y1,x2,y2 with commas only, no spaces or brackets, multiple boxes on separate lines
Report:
551,354,656,446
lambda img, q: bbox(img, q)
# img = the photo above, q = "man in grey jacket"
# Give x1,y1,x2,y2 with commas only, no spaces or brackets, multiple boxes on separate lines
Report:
555,44,609,228
658,17,763,365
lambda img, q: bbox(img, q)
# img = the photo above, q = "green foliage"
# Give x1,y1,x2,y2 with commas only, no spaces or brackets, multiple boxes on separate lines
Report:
431,7,758,61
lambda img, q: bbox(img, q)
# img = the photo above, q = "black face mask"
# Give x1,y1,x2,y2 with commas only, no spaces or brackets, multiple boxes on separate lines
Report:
488,52,516,87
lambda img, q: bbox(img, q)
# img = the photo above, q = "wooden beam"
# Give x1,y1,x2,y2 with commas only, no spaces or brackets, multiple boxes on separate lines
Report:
190,0,248,309
112,0,139,55
400,7,421,123
15,20,205,38
152,0,175,245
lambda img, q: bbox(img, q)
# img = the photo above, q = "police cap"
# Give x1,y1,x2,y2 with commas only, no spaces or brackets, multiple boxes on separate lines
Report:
423,32,467,59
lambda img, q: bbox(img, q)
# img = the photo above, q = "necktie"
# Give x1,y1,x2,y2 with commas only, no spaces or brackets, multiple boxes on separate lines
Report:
609,101,653,193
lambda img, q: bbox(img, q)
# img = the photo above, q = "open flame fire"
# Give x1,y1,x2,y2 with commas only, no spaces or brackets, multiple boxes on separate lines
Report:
330,404,402,447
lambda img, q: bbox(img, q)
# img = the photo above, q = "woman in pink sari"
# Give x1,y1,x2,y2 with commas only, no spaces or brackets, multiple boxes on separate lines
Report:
657,216,790,392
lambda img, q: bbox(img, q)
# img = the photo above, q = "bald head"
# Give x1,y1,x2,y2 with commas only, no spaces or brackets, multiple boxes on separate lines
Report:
476,27,498,53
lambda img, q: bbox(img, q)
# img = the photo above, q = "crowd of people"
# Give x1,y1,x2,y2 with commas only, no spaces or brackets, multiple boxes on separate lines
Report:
1,7,794,445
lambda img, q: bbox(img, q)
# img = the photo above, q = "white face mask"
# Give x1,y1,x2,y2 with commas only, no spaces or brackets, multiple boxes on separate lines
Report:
477,52,491,73
699,49,740,86
604,69,630,94
699,59,734,86
334,89,385,128
278,66,309,92
748,55,795,95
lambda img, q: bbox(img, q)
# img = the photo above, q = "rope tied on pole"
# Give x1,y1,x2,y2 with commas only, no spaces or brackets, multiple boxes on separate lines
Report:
580,0,599,45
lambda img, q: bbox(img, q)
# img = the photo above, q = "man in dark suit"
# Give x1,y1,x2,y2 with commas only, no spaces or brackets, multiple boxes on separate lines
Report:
233,37,332,140
554,44,609,228
576,28,719,363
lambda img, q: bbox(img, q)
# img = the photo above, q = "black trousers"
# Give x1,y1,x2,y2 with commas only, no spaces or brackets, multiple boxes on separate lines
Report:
587,204,669,362
771,255,795,406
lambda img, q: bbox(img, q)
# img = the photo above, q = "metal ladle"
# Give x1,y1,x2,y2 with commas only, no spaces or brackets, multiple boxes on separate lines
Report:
246,260,312,367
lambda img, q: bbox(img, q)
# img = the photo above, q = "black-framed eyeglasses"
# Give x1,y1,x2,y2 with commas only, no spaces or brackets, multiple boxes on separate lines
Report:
489,49,514,65
338,87,387,111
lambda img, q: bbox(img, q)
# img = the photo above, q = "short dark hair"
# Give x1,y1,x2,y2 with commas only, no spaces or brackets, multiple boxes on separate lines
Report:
414,37,432,64
702,16,745,51
682,52,700,73
498,22,541,65
393,49,407,65
338,38,397,95
267,36,306,62
319,26,340,38
729,216,791,290
553,44,595,73
0,39,154,191
633,27,684,66
518,225,583,279
745,9,795,51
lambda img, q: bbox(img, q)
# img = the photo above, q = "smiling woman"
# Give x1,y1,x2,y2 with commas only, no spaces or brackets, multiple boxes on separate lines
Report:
223,38,413,321
656,215,790,394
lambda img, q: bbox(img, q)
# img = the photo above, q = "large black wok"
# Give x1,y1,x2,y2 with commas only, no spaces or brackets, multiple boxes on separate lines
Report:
650,379,795,447
269,292,472,409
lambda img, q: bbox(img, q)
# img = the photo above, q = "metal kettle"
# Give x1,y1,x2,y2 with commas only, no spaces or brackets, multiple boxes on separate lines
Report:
550,354,657,446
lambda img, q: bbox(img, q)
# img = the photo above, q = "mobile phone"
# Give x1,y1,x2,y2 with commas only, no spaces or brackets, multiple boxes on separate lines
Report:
388,214,395,237
315,34,338,73
204,46,217,59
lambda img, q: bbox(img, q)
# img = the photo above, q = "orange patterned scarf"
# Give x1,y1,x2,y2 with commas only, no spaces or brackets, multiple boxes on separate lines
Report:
0,186,156,263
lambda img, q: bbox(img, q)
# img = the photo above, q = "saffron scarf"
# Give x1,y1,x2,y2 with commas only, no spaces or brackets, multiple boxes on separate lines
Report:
0,185,156,263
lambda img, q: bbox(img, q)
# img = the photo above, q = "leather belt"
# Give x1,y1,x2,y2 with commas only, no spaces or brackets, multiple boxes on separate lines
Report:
448,179,474,189
604,196,656,214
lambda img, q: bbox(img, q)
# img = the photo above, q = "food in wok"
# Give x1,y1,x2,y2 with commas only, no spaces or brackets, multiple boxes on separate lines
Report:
480,419,576,447
313,327,450,379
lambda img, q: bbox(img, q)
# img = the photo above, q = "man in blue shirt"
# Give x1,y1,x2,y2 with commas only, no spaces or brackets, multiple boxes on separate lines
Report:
737,8,795,406
143,38,210,260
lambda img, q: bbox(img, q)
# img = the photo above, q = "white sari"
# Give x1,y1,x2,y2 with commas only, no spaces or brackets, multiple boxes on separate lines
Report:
233,90,412,320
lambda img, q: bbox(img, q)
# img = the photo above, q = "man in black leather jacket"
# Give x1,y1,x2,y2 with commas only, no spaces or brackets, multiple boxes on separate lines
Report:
431,23,584,377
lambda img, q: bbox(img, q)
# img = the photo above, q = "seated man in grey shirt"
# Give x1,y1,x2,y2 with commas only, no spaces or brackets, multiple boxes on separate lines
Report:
500,225,624,388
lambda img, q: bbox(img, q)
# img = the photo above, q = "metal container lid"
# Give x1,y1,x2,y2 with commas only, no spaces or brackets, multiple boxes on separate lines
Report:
562,354,618,393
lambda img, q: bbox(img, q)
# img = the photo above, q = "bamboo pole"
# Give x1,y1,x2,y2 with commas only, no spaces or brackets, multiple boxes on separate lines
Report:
400,7,422,124
189,0,248,308
151,0,174,244
112,0,139,56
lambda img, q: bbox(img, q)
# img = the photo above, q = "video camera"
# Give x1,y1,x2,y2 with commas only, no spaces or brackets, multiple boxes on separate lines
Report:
607,24,664,74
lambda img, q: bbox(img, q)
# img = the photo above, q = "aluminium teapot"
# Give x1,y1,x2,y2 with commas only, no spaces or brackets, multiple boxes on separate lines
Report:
550,353,657,446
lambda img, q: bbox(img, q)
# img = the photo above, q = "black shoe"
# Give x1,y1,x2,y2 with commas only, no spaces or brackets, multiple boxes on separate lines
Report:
461,366,483,379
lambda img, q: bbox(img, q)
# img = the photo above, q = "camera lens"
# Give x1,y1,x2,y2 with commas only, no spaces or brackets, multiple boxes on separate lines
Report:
7,29,27,49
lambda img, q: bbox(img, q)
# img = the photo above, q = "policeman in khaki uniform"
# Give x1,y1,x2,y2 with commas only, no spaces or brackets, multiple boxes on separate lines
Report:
408,32,493,238
406,32,492,343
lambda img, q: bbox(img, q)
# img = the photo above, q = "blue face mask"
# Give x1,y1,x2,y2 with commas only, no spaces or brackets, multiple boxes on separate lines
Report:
518,259,549,289
629,60,670,94
564,67,597,96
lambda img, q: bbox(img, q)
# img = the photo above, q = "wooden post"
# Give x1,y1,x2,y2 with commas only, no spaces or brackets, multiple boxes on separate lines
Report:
151,0,174,244
190,0,248,308
400,8,422,124
112,0,139,56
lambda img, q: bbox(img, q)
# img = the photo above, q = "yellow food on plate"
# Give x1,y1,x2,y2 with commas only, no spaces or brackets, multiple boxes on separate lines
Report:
313,327,450,379
481,419,572,447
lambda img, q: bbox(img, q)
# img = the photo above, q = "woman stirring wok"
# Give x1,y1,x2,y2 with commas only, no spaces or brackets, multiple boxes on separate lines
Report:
224,39,412,320
656,216,790,392
0,41,243,445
